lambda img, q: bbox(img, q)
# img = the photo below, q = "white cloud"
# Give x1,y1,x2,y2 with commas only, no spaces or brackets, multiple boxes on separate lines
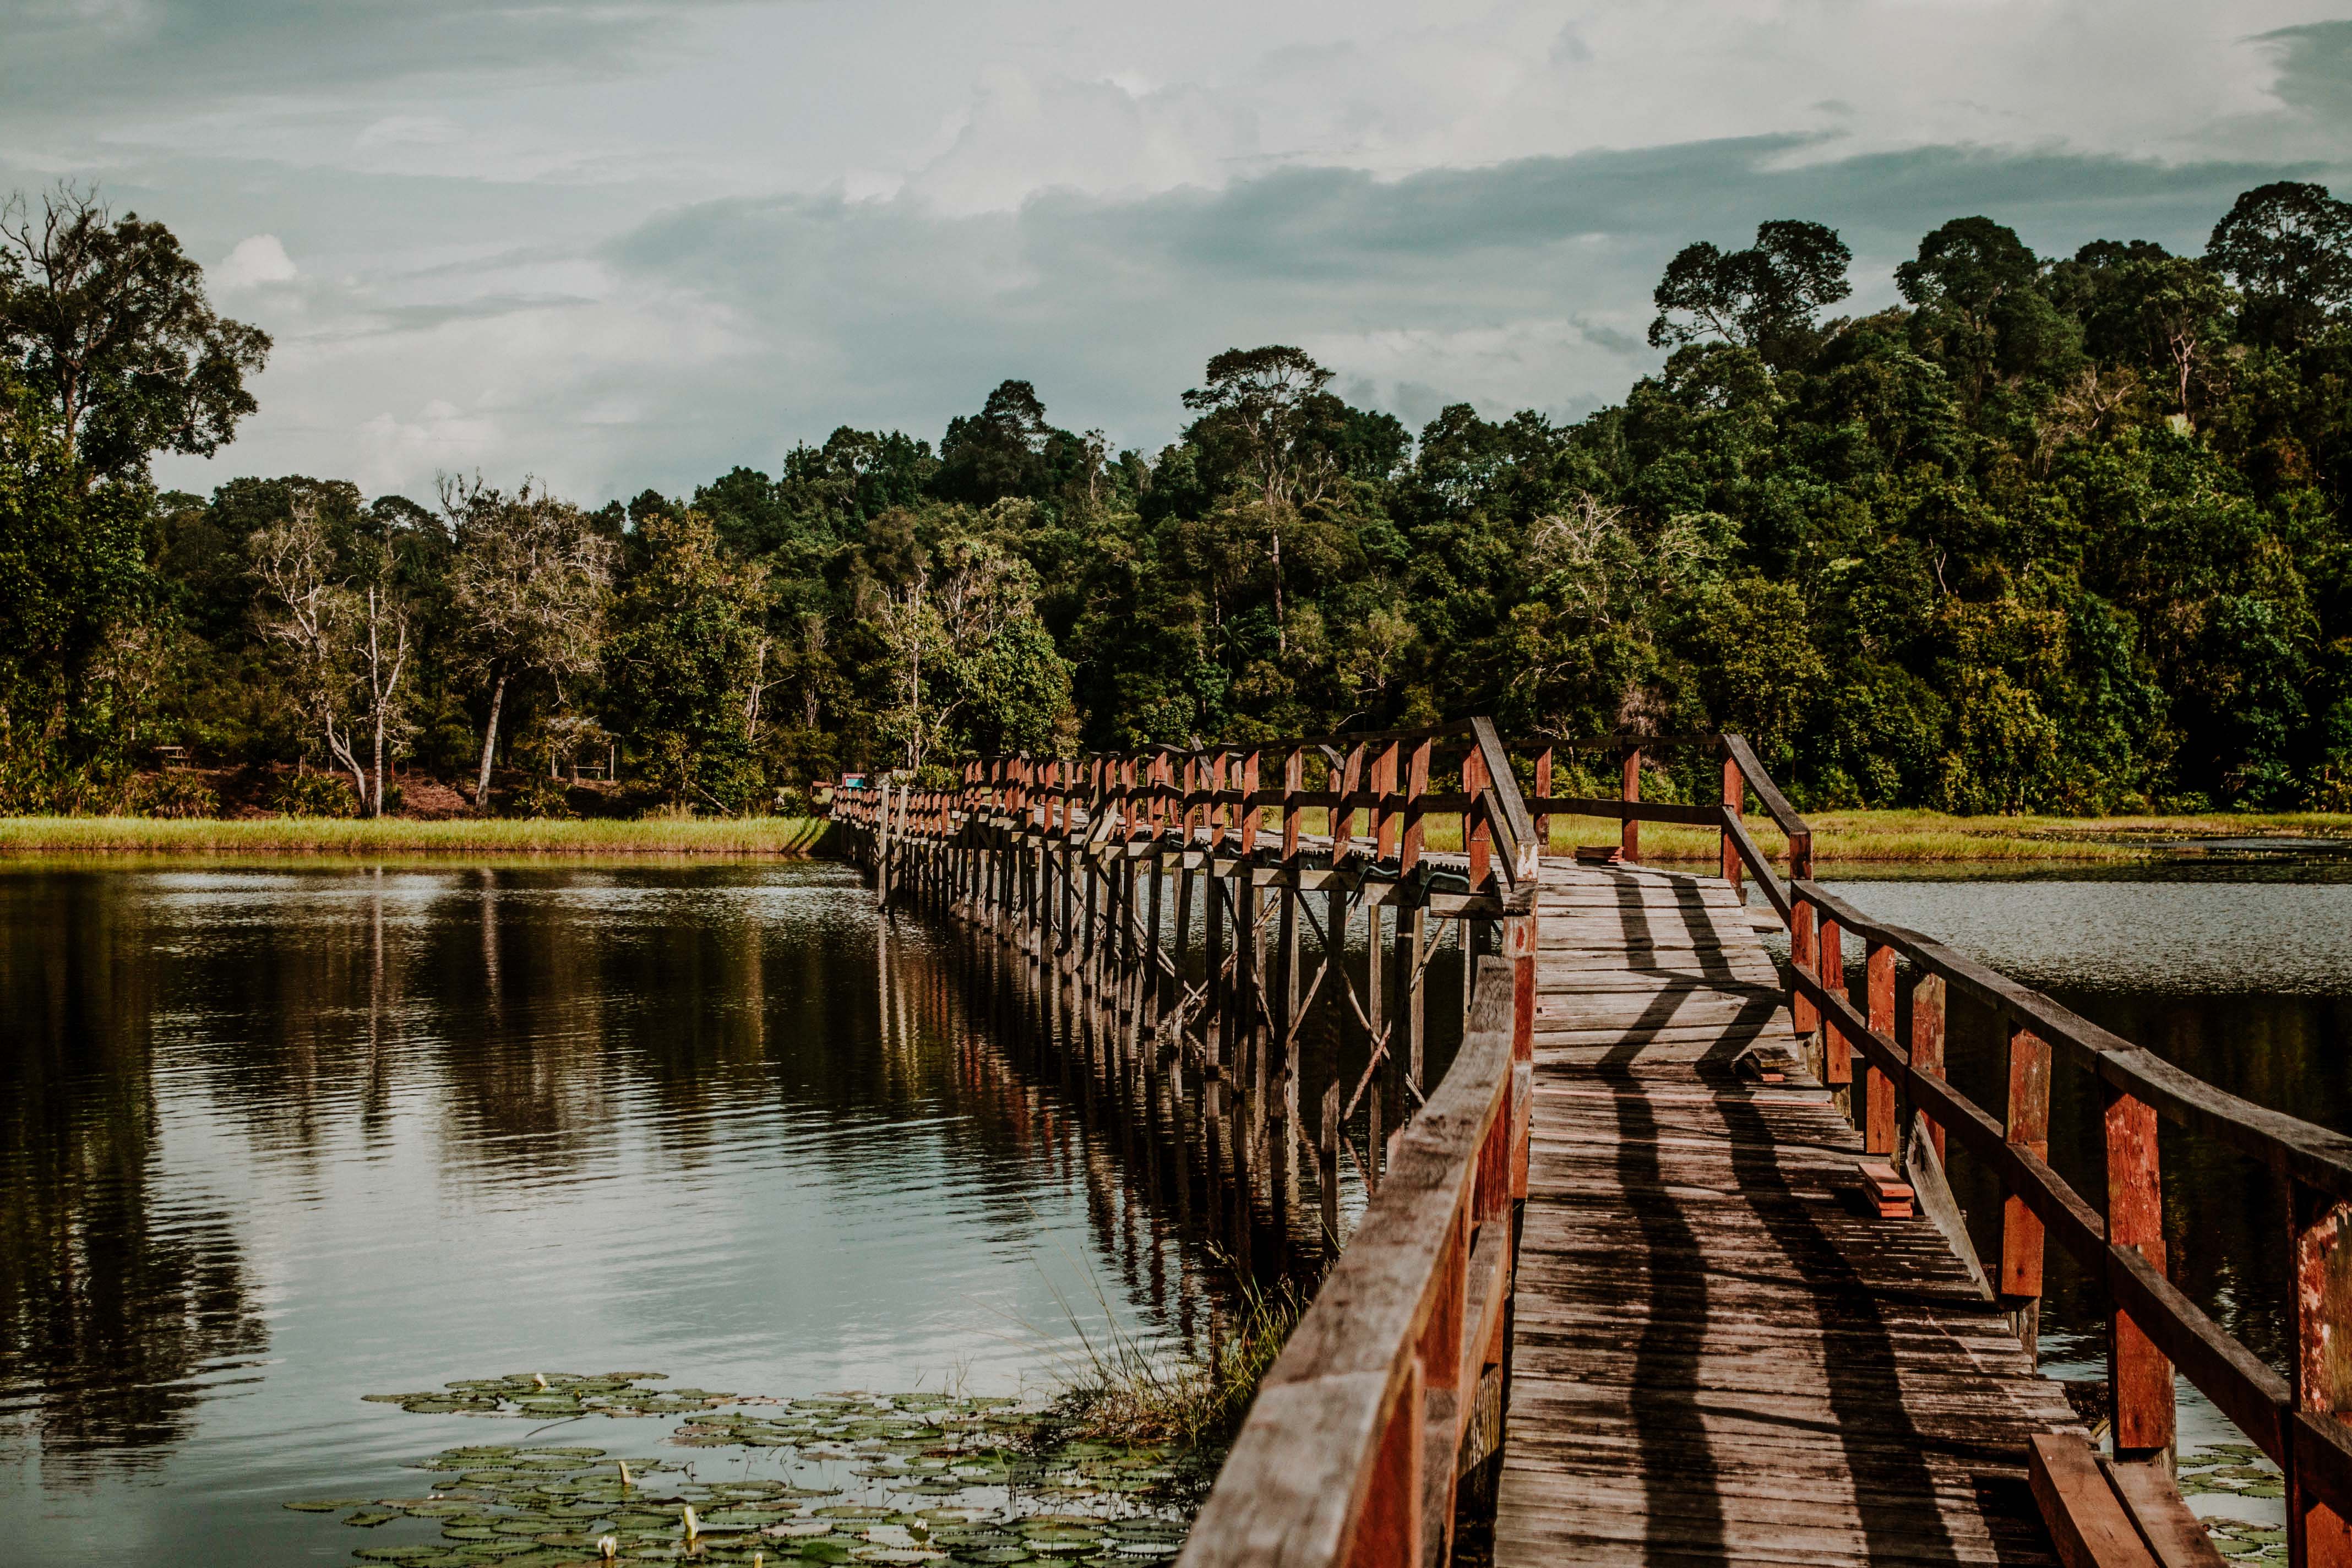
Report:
6,0,2334,502
355,115,464,149
215,233,297,288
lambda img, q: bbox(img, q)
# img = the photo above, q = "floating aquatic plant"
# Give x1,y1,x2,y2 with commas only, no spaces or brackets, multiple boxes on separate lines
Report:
2174,1442,2288,1561
291,1374,1210,1566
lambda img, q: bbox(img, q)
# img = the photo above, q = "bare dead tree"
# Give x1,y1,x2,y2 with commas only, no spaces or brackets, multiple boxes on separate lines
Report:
444,477,617,809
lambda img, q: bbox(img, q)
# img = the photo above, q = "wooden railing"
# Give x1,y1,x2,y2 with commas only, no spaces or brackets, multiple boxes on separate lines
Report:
1178,957,1525,1568
829,728,1808,1566
1781,878,2352,1562
832,728,2352,1566
847,721,1540,1142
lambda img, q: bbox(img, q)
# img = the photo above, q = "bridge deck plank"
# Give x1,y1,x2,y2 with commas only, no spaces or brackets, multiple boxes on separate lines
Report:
1493,860,2078,1567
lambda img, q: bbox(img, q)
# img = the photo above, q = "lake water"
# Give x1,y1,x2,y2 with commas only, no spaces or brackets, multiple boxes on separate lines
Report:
3,856,2343,1562
0,861,1268,1567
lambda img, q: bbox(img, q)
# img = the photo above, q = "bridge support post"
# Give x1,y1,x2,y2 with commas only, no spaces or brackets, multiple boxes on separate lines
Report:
1910,973,1946,1164
1400,906,1428,1100
2291,1180,2352,1566
2000,1023,2051,1363
1205,854,1226,1076
2104,1081,2174,1468
1720,748,1743,895
1818,914,1850,1115
1619,744,1641,864
1319,1078,1341,1243
1865,940,1897,1157
1790,892,1819,1068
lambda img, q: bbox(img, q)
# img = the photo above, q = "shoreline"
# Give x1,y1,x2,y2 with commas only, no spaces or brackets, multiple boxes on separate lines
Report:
0,815,833,856
0,808,2345,865
1526,808,2352,865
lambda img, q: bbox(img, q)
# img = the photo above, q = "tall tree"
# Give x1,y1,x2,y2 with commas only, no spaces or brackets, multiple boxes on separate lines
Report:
443,478,618,809
936,380,1057,506
1647,219,1853,369
2205,181,2352,350
0,186,270,482
603,509,771,809
1181,347,1348,655
0,365,155,805
248,498,410,814
1894,216,2061,406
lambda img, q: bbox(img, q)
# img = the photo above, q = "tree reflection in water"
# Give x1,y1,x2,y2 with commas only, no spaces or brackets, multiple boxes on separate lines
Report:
0,873,265,1467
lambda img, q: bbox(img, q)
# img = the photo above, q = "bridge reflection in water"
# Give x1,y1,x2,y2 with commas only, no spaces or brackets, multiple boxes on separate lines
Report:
833,724,2352,1568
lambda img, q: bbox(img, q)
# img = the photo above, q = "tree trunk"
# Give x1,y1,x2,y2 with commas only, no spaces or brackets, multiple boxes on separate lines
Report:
1272,525,1286,657
372,705,386,818
475,670,507,812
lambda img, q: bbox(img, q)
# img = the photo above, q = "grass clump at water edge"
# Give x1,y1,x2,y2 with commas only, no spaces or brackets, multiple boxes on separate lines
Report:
1052,1272,1306,1449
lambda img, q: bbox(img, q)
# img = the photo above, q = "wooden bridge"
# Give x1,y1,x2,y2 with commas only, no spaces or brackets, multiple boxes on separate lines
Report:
827,724,2352,1568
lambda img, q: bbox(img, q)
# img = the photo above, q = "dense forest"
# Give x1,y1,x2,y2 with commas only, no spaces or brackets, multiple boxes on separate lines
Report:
3,179,2350,818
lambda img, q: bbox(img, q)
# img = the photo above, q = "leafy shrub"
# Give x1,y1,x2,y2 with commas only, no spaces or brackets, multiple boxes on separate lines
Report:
128,771,219,819
268,769,356,818
504,776,574,819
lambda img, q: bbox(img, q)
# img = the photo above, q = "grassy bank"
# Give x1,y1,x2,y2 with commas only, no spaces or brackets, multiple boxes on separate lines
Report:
3,805,2346,864
0,814,831,856
1529,807,2352,864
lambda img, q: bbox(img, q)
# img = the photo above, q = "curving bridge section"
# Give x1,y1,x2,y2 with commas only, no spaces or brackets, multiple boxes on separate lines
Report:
827,725,2352,1568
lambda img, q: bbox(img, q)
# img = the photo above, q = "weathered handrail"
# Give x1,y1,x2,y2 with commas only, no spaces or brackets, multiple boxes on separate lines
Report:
1177,960,1527,1568
1779,875,2352,1553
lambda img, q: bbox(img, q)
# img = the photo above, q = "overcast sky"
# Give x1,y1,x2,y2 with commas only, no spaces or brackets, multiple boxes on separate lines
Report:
6,1,2348,505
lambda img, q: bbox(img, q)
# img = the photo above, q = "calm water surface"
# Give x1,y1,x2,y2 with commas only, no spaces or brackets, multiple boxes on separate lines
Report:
0,862,1235,1565
6,856,2343,1558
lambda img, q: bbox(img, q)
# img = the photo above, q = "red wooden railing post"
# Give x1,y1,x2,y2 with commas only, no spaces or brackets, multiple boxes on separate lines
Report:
1911,973,1946,1163
1818,914,1850,1093
2291,1181,2352,1566
1335,743,1364,858
2104,1081,2175,1466
1865,940,1896,1156
1509,905,1536,1203
2001,1023,2052,1360
1375,742,1401,861
1239,750,1261,856
1532,746,1553,861
1206,754,1227,853
1720,745,1743,894
1416,1207,1470,1565
1401,740,1430,874
1790,892,1819,1041
1283,748,1303,862
1350,1363,1423,1568
1463,744,1491,892
1619,744,1641,864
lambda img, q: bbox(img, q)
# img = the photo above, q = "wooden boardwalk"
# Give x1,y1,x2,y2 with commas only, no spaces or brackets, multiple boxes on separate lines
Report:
848,729,2352,1568
1494,859,2082,1567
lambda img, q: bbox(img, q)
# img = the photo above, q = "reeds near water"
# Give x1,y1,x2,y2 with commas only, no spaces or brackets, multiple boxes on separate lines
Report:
1054,1275,1306,1449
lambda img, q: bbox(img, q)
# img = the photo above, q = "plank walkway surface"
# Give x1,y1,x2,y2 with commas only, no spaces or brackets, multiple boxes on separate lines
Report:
1493,858,2082,1567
